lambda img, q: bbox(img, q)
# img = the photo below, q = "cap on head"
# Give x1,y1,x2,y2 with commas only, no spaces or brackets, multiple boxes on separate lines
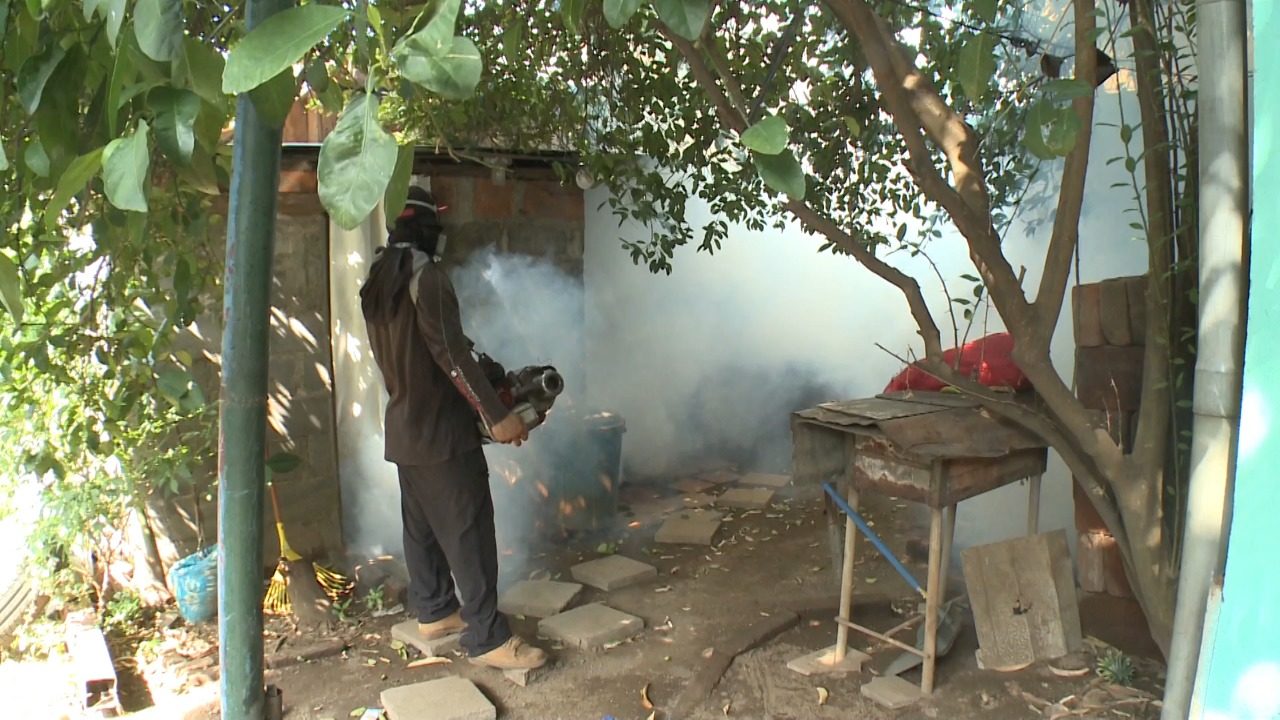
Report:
397,186,447,222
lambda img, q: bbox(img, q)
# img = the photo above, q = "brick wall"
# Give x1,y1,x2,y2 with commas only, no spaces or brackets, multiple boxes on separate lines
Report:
1071,275,1147,597
426,166,586,277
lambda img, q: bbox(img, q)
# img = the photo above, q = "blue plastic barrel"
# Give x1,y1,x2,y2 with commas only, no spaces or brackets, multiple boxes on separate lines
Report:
168,546,218,623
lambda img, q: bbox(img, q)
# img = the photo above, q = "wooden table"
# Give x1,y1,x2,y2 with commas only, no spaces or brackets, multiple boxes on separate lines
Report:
791,391,1049,694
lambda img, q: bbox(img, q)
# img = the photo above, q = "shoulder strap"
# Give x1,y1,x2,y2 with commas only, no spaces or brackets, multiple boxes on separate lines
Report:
407,249,432,307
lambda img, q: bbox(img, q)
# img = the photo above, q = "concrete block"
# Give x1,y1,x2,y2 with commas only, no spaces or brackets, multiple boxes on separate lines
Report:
655,510,723,545
680,493,716,508
571,555,658,591
715,487,775,510
498,580,583,618
538,603,644,649
502,665,550,687
861,675,922,710
1099,278,1134,346
391,620,461,658
381,676,495,720
673,478,714,494
740,473,791,488
787,645,870,676
1072,283,1105,347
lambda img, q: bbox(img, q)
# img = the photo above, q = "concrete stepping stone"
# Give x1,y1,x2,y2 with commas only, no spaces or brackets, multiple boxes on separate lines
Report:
381,676,495,720
740,472,791,488
680,492,716,508
655,509,723,545
673,477,715,494
861,675,923,710
498,579,582,618
538,603,644,649
787,644,870,676
391,620,461,657
571,555,658,591
715,487,775,510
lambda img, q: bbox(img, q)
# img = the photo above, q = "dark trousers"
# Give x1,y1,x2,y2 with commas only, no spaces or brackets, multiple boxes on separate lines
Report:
397,448,511,655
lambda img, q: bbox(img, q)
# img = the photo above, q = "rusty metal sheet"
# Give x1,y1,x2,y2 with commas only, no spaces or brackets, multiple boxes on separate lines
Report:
816,397,946,422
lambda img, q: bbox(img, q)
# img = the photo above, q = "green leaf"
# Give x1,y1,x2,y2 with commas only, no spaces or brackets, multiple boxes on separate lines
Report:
134,0,183,62
395,35,483,100
248,69,297,129
266,452,302,474
23,139,49,177
17,43,66,114
103,120,151,212
0,141,7,172
1044,105,1082,156
0,252,22,324
957,33,996,101
149,87,200,165
654,0,709,41
383,144,415,225
971,0,997,23
603,0,642,28
183,36,228,108
1042,78,1093,101
1119,123,1133,145
44,148,104,230
106,38,136,135
222,4,348,95
843,116,862,138
103,0,127,47
156,366,192,401
397,0,459,60
1023,101,1079,159
561,0,585,34
318,94,398,230
739,115,790,155
752,149,806,201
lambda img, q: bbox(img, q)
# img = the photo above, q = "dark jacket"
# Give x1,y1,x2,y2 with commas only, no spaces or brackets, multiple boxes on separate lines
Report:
363,248,509,465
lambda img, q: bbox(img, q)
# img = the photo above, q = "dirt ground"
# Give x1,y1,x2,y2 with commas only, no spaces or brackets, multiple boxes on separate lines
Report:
3,476,1166,719
136,477,1166,719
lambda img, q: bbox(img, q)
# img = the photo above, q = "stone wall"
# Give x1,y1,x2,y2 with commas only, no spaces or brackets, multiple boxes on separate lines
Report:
148,189,344,571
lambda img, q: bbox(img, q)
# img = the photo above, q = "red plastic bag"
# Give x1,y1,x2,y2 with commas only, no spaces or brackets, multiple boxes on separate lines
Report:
884,332,1030,393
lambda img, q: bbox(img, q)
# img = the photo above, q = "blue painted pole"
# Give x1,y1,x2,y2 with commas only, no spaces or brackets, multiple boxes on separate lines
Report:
217,0,291,718
822,482,926,596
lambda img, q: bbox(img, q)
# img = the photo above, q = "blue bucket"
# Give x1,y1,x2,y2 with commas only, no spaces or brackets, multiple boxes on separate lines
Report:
169,546,218,624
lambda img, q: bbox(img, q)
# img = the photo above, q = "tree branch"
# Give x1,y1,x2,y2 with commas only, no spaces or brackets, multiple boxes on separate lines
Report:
1031,0,1098,339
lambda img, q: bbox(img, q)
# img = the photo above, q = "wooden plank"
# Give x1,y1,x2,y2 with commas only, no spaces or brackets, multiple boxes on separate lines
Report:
961,531,1082,670
1099,278,1134,346
1073,284,1105,347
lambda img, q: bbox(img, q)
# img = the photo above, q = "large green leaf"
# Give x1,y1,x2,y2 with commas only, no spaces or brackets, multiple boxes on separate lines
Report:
401,0,461,59
183,36,228,108
106,36,135,135
654,0,709,41
383,144,415,225
149,87,200,165
561,0,585,34
739,115,790,155
103,0,127,47
156,366,193,401
0,252,22,324
318,94,398,230
1042,78,1094,101
1023,101,1082,160
17,43,66,114
103,120,151,212
44,148,104,230
752,149,806,201
222,4,348,95
134,0,183,62
396,35,483,100
971,0,997,23
603,0,643,28
957,33,996,101
0,141,7,172
23,139,49,177
248,69,297,128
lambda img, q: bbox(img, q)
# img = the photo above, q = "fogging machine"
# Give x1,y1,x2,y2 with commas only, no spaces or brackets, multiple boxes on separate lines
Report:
476,353,564,441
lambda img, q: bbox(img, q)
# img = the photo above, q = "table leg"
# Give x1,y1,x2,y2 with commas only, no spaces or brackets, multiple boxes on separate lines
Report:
834,487,859,662
1027,474,1042,536
937,504,957,604
922,505,944,695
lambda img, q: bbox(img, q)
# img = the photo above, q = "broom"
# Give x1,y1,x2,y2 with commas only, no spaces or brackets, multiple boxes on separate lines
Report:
265,481,354,616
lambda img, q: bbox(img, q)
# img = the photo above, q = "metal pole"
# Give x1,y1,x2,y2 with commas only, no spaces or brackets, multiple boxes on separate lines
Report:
1162,0,1249,713
217,1,291,718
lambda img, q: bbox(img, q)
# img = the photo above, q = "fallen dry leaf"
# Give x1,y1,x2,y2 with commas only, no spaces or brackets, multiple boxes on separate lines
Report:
817,687,830,706
723,700,732,715
406,656,452,669
702,647,715,659
642,682,654,710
